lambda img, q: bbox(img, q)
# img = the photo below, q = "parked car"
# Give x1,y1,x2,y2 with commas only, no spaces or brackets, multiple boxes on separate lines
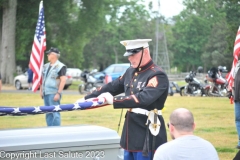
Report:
104,63,130,80
66,68,82,79
14,71,73,90
94,63,130,82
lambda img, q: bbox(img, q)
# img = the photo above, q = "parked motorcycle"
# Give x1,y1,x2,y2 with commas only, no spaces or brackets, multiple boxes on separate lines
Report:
180,71,207,96
78,70,104,94
204,67,228,97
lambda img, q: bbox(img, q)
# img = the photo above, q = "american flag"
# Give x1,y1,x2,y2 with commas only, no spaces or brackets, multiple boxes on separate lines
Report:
29,1,46,92
226,26,240,91
0,98,106,116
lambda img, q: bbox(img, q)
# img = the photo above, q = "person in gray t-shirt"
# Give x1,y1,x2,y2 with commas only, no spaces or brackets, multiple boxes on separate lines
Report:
153,108,219,160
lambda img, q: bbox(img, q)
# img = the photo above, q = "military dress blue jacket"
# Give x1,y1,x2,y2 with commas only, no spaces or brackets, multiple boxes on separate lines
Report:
85,60,169,152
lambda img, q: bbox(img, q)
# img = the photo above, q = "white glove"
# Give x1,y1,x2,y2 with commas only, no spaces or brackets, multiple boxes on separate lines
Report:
75,97,85,103
98,92,113,105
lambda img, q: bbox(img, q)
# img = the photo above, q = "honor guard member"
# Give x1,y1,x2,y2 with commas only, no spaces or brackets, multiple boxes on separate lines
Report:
81,39,169,160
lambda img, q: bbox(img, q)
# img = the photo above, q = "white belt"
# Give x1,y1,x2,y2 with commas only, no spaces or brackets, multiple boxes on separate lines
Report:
129,108,162,116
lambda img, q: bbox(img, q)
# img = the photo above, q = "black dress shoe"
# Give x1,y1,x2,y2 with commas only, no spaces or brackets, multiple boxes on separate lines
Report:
236,145,240,149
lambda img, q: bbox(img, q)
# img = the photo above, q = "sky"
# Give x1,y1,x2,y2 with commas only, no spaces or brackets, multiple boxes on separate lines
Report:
144,0,185,18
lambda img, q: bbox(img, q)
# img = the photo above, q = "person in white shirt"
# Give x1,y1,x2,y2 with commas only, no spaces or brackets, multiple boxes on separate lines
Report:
153,108,219,160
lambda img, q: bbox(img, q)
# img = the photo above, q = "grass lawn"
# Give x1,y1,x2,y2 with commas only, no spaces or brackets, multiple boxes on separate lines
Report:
0,92,238,160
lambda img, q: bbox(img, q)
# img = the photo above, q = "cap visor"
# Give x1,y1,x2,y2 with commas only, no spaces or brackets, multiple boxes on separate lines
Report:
46,51,51,54
123,52,134,57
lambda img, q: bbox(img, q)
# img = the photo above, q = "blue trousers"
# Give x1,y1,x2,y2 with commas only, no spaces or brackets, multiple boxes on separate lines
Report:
124,150,152,160
44,94,61,126
235,102,240,146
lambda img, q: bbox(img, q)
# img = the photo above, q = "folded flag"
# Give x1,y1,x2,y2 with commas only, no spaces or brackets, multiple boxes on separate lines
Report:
0,98,106,116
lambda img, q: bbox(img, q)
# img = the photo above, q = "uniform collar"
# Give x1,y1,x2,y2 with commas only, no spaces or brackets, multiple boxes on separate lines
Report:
136,60,153,72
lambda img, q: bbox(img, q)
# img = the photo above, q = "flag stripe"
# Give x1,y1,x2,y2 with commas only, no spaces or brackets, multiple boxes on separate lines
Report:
30,1,46,92
227,26,240,91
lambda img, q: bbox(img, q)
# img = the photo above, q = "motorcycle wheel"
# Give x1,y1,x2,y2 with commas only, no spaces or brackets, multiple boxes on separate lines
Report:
208,85,221,97
220,88,228,97
206,89,211,96
201,88,209,97
78,84,85,94
180,88,188,96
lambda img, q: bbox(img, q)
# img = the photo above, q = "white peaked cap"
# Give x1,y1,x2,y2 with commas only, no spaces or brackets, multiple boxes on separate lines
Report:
120,39,152,56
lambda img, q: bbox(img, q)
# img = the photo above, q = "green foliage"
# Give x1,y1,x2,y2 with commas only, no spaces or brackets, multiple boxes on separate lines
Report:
0,0,9,8
170,0,238,72
201,18,231,70
82,0,154,70
15,0,115,69
9,0,240,73
172,13,211,71
16,0,41,67
222,0,240,68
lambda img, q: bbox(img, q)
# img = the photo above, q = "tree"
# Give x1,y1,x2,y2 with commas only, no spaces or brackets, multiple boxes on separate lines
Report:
171,12,211,71
201,18,231,70
0,0,17,84
82,0,155,70
171,0,227,71
15,0,115,71
221,0,240,70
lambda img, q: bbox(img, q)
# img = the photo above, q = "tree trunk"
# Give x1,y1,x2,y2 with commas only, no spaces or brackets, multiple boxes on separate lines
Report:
0,0,17,84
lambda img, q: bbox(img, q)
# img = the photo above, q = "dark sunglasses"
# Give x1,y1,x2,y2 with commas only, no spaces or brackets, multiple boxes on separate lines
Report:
126,47,143,54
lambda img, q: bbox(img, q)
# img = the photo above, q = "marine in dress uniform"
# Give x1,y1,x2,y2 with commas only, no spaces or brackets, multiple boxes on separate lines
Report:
84,39,169,160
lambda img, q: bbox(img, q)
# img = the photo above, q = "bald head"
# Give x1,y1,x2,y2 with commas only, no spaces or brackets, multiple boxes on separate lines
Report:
170,108,194,132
